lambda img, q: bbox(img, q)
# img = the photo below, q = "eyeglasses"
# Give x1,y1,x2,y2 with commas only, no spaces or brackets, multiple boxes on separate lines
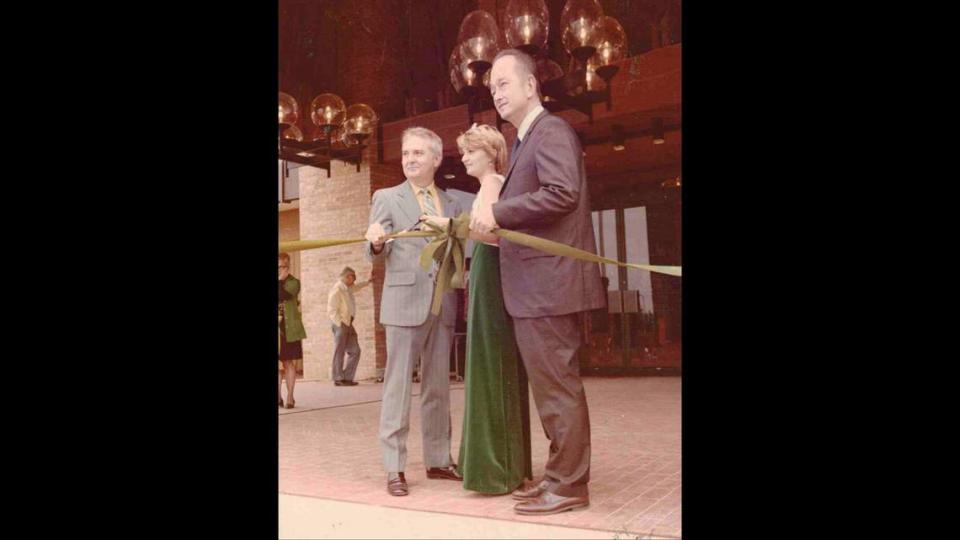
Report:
279,265,289,269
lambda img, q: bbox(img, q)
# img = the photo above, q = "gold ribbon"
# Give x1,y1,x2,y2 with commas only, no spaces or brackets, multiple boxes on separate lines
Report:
279,230,435,252
418,217,468,315
279,212,681,316
493,228,682,277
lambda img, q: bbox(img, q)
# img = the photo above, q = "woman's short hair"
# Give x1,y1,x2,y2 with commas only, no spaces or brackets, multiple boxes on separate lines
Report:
456,124,508,175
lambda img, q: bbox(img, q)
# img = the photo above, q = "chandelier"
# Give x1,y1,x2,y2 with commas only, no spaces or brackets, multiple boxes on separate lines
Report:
278,92,378,178
450,0,628,126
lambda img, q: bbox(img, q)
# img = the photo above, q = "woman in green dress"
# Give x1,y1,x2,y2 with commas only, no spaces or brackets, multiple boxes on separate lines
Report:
446,124,533,494
279,252,307,409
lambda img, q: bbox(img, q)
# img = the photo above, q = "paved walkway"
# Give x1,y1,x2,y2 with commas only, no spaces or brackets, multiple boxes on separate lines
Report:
279,376,681,539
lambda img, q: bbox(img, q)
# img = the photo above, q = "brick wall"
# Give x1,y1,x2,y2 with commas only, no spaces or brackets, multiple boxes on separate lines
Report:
368,162,406,372
279,207,300,277
298,153,377,381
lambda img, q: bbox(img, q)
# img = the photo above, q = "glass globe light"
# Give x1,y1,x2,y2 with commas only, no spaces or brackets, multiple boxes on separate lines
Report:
309,124,340,144
560,0,604,60
536,57,565,83
278,92,299,126
561,57,590,96
451,48,491,94
449,49,466,93
584,58,605,93
536,57,566,98
503,0,549,55
282,124,303,142
310,93,346,128
340,127,355,147
342,104,378,145
593,16,627,67
457,10,500,65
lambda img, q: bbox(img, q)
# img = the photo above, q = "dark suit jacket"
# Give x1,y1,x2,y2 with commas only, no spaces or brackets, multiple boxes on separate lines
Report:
492,110,605,318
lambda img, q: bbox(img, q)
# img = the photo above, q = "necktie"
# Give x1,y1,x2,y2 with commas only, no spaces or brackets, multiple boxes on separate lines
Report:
419,188,438,216
418,188,440,276
509,137,522,170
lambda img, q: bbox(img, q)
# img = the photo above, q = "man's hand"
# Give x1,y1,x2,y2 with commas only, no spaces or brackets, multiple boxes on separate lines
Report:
419,214,448,229
365,222,387,250
470,201,499,234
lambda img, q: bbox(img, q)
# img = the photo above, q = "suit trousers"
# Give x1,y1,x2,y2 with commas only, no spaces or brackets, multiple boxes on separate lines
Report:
379,314,454,473
331,323,361,382
512,313,591,498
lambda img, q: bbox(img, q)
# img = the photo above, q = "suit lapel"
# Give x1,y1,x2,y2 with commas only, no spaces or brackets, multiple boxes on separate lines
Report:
501,109,549,195
439,189,457,218
396,181,423,227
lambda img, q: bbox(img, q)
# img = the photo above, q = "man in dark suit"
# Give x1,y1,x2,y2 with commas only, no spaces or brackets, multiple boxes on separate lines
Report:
472,49,605,515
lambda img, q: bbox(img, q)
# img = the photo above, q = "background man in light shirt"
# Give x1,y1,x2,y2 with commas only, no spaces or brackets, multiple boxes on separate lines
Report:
326,266,372,386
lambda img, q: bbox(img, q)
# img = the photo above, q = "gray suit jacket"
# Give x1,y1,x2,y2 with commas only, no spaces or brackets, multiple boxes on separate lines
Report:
493,110,605,318
365,181,463,327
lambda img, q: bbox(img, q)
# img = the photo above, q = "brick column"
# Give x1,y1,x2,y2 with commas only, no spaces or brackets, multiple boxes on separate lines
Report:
298,159,377,381
279,207,301,278
368,162,404,374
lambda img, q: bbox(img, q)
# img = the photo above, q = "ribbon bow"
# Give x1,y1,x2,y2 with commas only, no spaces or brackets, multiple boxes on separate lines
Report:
418,213,471,315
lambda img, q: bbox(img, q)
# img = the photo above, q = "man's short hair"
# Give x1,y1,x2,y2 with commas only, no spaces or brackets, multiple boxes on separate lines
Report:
492,48,541,99
402,127,443,158
278,252,291,263
340,266,356,278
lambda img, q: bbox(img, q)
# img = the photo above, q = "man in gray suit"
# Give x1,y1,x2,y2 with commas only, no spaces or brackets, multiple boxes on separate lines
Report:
472,49,605,515
364,127,464,497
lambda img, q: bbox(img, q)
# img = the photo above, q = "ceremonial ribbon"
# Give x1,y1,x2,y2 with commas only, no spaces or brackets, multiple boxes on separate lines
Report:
279,212,681,316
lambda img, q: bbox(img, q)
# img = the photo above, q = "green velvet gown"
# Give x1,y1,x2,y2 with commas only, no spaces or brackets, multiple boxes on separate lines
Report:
458,242,533,494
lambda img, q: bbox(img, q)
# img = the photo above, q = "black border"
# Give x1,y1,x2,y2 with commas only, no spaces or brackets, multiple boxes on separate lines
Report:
57,1,861,536
81,3,281,536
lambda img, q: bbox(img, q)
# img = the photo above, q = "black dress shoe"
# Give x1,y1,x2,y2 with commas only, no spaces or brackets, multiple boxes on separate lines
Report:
512,478,549,500
426,465,462,481
278,399,284,408
334,381,344,386
387,473,408,496
343,381,358,386
514,491,589,515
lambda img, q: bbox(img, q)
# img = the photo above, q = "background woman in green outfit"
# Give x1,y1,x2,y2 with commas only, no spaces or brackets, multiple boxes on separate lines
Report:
427,124,533,494
279,252,307,409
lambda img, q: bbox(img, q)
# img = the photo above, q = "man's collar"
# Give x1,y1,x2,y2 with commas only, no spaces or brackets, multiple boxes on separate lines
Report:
407,179,436,193
516,103,545,142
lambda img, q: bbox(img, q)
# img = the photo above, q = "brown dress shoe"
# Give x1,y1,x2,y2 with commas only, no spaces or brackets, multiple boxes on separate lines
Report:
514,491,589,515
425,465,462,481
512,478,549,500
387,473,408,496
